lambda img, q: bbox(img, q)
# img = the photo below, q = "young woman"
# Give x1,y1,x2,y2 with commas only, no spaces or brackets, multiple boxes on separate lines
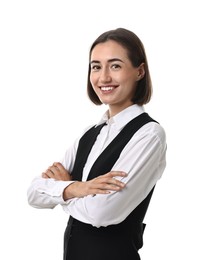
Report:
27,28,166,260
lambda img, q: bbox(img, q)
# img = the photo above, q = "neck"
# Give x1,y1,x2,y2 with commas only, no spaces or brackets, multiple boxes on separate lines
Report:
108,102,133,118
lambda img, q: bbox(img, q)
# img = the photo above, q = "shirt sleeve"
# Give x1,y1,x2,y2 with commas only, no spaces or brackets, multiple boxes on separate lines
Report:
27,125,94,209
27,138,79,209
27,177,75,208
61,123,167,228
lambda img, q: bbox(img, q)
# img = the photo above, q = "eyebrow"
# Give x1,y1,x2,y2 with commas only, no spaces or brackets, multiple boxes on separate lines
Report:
90,58,124,64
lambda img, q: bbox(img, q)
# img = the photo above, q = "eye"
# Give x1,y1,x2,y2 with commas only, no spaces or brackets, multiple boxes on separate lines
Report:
111,64,121,70
90,64,101,71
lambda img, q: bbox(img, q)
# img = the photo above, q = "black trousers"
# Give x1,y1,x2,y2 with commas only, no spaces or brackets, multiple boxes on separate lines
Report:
63,217,144,260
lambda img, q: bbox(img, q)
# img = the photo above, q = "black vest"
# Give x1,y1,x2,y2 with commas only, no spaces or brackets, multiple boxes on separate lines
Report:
64,113,157,260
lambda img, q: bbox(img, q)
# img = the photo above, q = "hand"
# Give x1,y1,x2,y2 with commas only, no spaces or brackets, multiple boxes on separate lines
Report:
42,162,72,181
63,171,127,200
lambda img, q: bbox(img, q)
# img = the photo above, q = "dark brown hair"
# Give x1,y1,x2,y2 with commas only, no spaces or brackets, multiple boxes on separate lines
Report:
87,28,152,105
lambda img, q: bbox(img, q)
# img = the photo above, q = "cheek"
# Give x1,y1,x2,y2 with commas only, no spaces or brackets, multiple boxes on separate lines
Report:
122,78,138,97
117,70,136,83
90,74,98,88
126,72,138,84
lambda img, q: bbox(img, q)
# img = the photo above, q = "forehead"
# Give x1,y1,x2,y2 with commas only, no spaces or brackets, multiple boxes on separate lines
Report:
90,40,129,61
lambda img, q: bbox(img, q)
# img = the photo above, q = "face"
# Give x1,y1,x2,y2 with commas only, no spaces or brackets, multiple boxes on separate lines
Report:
90,40,144,116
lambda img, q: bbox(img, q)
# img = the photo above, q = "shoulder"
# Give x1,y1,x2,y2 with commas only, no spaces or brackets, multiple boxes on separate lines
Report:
135,120,166,146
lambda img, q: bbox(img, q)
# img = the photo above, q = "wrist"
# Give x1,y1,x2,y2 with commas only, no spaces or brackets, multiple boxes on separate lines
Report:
63,182,77,201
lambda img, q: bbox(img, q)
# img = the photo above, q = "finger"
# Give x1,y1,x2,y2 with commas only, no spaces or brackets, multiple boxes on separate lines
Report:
54,163,72,180
91,190,111,195
108,171,128,177
49,163,71,181
96,172,126,181
45,168,55,178
53,162,66,172
49,165,60,175
91,179,125,191
42,172,49,178
90,184,123,194
109,178,126,188
96,175,126,188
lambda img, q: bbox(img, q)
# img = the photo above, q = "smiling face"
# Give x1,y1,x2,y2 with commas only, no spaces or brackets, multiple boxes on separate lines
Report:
90,40,145,117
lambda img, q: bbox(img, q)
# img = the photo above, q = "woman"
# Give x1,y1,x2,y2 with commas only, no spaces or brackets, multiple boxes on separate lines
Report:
27,28,166,260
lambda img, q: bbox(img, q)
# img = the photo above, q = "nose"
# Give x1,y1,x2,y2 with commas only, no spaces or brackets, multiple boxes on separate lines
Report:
99,68,112,83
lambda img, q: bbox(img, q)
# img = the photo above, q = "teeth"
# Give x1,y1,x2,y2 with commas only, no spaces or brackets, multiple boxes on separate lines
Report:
101,86,114,91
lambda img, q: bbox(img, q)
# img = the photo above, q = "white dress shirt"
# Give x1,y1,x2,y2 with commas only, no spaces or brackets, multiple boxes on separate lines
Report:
27,105,166,228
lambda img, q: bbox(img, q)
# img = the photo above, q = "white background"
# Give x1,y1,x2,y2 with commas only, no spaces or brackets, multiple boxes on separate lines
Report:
0,0,197,259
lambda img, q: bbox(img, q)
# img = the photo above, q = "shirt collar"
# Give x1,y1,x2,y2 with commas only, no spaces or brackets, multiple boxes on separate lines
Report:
96,104,145,130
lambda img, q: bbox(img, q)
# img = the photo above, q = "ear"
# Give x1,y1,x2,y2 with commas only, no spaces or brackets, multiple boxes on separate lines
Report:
136,63,145,81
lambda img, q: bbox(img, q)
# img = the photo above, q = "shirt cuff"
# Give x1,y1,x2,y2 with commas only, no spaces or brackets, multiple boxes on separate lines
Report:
36,178,75,204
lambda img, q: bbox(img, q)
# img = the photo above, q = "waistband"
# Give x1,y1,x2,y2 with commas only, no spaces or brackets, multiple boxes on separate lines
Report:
67,216,146,236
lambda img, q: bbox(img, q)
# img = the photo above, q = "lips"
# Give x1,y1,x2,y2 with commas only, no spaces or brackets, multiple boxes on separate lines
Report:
99,85,118,93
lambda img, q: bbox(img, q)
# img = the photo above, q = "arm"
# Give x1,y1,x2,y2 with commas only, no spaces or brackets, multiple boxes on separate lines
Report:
63,171,127,199
27,162,126,208
27,123,128,209
27,136,80,209
60,123,167,227
27,163,73,208
27,176,74,209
